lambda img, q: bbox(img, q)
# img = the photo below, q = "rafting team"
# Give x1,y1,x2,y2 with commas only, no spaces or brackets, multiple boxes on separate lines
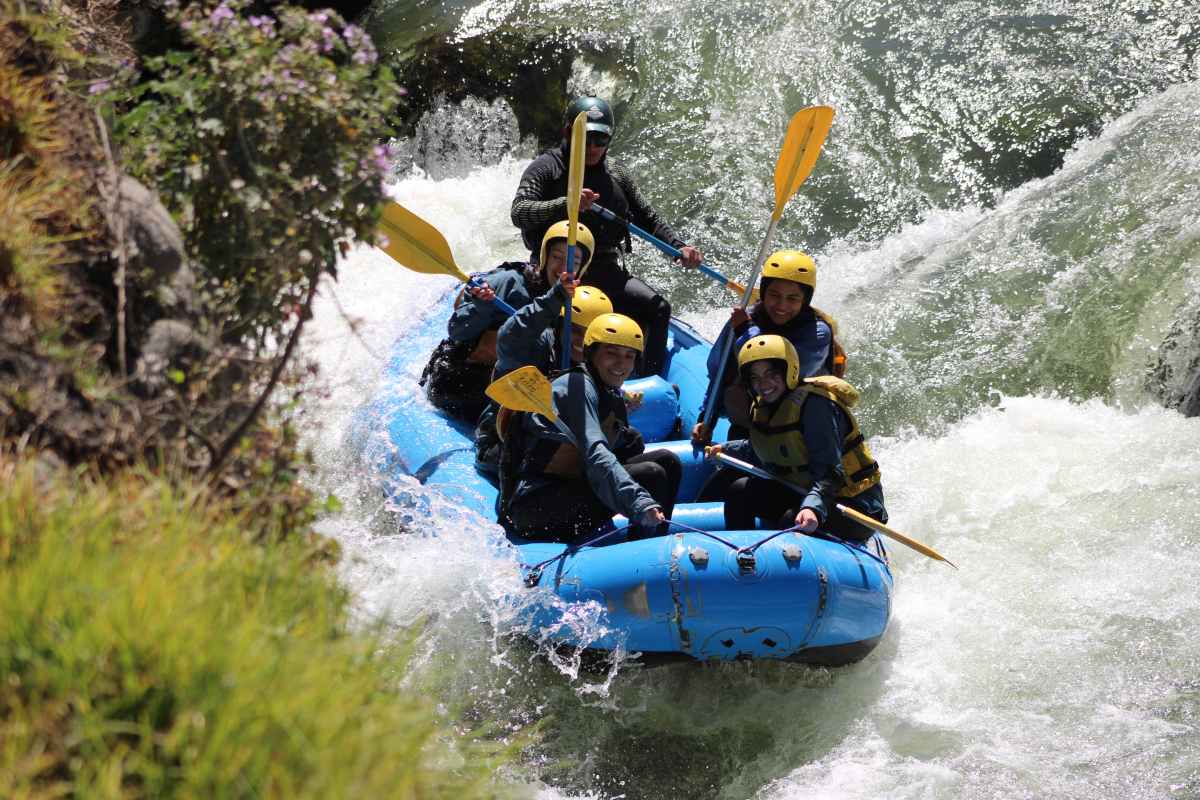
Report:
420,96,888,544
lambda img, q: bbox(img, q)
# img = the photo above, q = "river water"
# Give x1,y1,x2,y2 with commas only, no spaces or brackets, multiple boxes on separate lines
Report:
304,1,1200,797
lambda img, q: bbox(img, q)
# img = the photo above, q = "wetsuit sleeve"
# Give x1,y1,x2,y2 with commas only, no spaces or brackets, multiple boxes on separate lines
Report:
446,269,520,342
795,319,832,378
560,372,658,519
494,282,569,377
511,154,568,234
609,161,685,250
720,438,760,465
796,393,847,523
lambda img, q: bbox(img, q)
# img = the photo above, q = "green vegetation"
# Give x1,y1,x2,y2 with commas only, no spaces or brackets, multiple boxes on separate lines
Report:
114,0,403,341
0,0,527,794
0,457,522,797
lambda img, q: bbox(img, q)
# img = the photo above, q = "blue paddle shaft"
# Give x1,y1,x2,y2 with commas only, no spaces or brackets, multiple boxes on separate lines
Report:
700,216,781,435
467,276,517,316
591,203,731,287
561,244,575,370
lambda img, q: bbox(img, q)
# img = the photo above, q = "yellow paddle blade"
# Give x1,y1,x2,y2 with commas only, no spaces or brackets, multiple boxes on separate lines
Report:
772,106,835,220
836,503,958,569
566,110,587,247
377,201,470,283
485,366,558,421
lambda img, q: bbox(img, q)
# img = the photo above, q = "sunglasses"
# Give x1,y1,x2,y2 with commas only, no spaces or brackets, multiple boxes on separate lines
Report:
587,132,611,147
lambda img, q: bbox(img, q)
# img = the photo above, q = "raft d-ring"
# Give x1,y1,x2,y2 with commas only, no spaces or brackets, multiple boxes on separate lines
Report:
524,568,543,588
736,550,756,574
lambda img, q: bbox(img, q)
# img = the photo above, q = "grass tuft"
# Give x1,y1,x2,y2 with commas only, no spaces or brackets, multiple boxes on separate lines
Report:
0,456,526,798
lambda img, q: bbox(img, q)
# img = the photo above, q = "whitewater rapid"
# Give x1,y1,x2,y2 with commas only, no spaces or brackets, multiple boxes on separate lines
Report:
300,122,1200,796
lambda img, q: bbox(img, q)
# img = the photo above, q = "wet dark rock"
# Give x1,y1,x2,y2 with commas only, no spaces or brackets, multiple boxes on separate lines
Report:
1180,369,1200,418
386,26,634,149
1146,299,1200,418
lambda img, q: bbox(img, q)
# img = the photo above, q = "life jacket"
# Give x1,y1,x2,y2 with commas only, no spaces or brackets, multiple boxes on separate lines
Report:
747,376,880,498
520,146,632,255
515,367,636,479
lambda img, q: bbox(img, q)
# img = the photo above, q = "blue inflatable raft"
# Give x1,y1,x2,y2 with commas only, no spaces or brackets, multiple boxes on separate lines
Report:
358,289,893,665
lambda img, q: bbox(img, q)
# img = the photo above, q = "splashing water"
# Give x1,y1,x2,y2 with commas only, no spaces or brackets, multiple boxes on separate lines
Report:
304,0,1200,796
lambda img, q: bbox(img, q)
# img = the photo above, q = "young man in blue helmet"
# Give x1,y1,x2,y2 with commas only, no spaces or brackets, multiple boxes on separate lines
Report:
511,95,704,378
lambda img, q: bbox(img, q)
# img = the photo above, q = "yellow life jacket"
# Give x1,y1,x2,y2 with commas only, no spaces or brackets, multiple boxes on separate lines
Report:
747,375,880,498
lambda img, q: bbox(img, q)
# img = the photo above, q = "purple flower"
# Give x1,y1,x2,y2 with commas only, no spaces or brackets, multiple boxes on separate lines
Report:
209,3,234,24
88,79,112,95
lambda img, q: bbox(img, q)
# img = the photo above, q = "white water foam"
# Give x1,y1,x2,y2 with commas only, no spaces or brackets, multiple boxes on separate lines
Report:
303,109,1200,798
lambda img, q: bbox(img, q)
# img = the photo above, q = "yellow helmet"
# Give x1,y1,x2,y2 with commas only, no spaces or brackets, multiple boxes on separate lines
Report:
761,250,815,291
738,334,800,390
584,313,644,353
540,221,595,274
560,285,613,328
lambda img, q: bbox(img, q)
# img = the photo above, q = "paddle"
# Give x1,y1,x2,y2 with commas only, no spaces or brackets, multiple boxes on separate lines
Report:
485,365,577,443
561,111,588,370
710,451,957,568
698,106,835,442
590,203,757,302
377,201,518,315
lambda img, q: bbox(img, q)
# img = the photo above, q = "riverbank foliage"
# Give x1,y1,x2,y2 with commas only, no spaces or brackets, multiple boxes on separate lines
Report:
0,458,520,797
1,0,523,794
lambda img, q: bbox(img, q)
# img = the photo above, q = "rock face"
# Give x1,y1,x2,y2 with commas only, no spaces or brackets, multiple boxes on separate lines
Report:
1180,370,1200,417
98,174,211,395
393,95,532,179
1146,291,1200,418
114,174,197,321
388,26,635,150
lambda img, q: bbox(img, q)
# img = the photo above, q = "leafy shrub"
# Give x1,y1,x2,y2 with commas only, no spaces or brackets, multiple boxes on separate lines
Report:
113,0,402,345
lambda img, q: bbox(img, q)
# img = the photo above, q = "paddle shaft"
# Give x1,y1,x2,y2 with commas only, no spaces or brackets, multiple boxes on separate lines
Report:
560,243,575,370
700,215,781,434
466,276,518,316
590,204,747,295
713,452,957,568
561,112,587,371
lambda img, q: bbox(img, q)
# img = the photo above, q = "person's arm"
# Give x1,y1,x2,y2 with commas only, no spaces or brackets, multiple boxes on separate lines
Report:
704,437,758,465
494,281,569,377
447,269,520,342
511,153,568,232
608,161,685,249
695,314,757,427
795,318,833,378
560,372,658,520
795,393,847,523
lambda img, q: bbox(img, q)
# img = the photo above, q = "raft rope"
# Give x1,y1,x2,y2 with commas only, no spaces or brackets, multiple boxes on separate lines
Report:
520,519,875,588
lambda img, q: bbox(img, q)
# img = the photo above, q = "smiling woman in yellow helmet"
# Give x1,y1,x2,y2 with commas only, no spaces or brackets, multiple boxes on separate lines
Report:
499,313,681,541
692,249,847,446
703,334,886,540
420,220,594,423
